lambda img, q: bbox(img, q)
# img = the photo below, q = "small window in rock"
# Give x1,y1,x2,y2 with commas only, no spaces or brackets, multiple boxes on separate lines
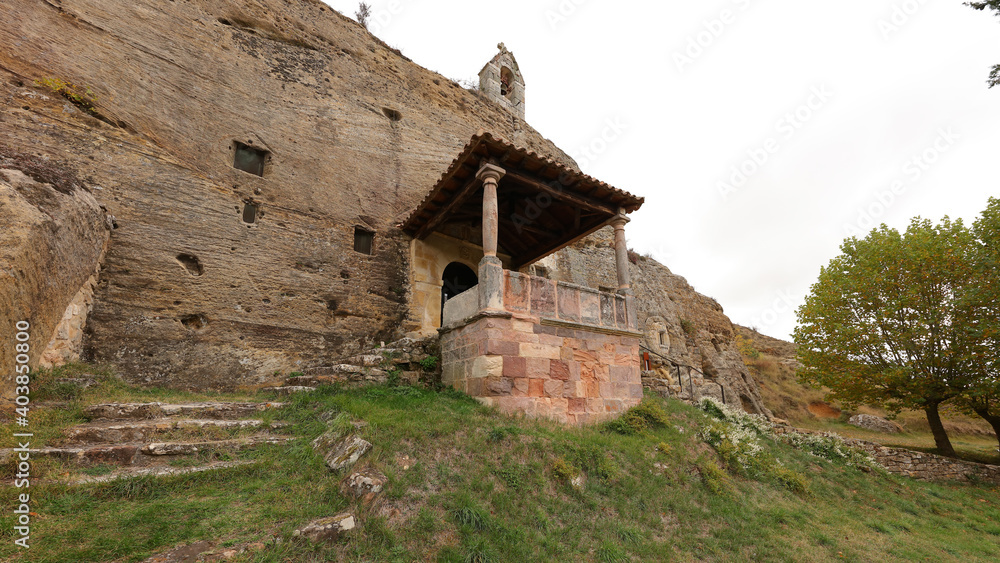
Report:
533,265,549,279
354,227,374,255
233,141,268,176
659,332,668,346
242,201,258,224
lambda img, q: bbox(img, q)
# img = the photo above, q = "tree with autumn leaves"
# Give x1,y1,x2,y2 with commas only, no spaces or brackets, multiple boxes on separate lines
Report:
795,198,1000,457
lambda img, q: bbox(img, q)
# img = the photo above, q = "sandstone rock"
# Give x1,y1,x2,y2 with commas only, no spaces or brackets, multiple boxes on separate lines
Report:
849,414,903,434
0,166,109,401
343,470,387,502
312,430,371,471
292,513,356,544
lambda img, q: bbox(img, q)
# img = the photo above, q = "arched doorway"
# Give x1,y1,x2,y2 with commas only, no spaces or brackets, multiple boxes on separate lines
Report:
441,262,478,326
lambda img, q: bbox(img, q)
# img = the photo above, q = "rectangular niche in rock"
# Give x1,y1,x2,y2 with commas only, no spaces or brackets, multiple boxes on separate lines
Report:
353,227,374,255
233,141,268,176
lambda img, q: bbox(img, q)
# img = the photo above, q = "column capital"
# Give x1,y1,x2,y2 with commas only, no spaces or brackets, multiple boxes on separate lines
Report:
609,208,631,228
476,163,506,183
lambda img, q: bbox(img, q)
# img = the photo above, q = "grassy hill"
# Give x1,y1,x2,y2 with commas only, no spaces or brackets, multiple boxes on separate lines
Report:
2,366,1000,562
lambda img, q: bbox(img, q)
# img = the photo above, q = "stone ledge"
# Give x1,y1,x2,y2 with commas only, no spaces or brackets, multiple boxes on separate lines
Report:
539,317,643,338
438,309,514,335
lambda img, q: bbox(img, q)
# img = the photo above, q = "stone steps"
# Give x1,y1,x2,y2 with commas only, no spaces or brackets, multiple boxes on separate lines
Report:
67,460,258,485
62,418,287,445
0,436,291,466
85,401,285,421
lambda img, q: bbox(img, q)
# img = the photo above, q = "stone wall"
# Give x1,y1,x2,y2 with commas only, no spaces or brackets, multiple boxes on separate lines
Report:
440,269,642,425
441,314,642,425
847,439,1000,485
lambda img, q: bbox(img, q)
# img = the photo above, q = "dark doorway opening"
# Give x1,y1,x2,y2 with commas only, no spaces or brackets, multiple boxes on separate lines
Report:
441,262,478,326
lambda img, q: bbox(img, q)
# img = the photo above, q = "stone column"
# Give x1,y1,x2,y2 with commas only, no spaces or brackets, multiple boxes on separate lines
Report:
610,209,631,294
610,208,637,330
476,164,506,311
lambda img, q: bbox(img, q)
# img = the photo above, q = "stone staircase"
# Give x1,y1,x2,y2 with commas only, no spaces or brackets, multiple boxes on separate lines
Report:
262,337,440,395
2,400,291,484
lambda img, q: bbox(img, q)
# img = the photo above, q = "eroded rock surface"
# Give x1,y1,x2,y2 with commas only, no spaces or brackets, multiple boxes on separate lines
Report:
0,164,109,401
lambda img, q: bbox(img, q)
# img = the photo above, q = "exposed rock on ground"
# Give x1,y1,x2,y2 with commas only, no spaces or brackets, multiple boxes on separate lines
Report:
292,513,356,544
312,427,372,471
849,414,904,434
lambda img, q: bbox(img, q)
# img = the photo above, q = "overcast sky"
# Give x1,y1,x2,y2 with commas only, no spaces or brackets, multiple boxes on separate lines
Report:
321,0,1000,341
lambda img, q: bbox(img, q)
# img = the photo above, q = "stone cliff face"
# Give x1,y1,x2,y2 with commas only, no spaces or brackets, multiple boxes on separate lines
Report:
542,229,772,416
0,0,574,389
0,0,771,414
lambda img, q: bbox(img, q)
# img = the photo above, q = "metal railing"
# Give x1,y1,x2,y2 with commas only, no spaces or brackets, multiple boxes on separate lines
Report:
638,343,727,405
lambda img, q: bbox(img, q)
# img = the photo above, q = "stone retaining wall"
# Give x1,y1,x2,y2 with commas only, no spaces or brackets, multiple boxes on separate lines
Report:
846,439,1000,485
774,424,1000,484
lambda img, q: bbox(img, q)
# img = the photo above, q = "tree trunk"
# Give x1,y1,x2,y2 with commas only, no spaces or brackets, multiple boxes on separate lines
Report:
972,408,1000,451
925,403,956,458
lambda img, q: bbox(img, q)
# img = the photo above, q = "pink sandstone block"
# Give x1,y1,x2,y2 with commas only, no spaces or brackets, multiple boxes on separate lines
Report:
520,342,561,360
629,384,644,399
573,349,600,364
599,382,615,398
564,381,585,398
550,360,570,381
544,380,564,398
528,379,545,397
486,340,519,356
512,378,529,397
610,365,634,382
568,361,582,381
526,357,550,379
505,272,531,313
538,334,563,348
550,398,568,419
594,365,611,382
568,397,587,414
486,377,514,396
503,356,527,378
557,287,581,323
531,277,557,315
615,353,635,365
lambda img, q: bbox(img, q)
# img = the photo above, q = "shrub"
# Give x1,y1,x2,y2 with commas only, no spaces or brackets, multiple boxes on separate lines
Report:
680,318,696,337
551,457,578,482
419,355,439,371
605,401,670,436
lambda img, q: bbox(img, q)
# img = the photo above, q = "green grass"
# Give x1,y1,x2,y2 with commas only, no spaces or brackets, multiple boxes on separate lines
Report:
2,374,1000,562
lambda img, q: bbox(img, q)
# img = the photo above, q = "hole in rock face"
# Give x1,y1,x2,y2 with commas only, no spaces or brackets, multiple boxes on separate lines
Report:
326,299,338,311
340,270,351,279
176,253,204,276
242,201,258,224
180,314,207,331
382,107,402,121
